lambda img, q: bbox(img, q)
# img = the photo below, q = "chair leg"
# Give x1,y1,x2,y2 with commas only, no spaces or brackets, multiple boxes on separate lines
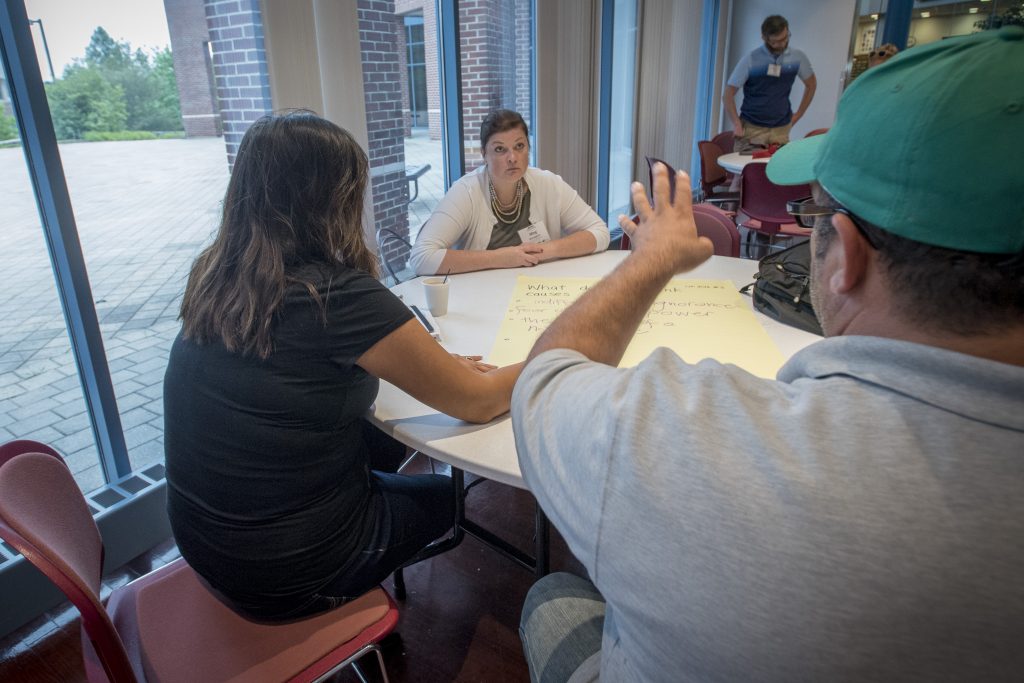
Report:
535,504,550,578
374,646,391,683
351,659,370,683
348,644,389,683
396,449,419,473
396,449,436,475
393,567,406,601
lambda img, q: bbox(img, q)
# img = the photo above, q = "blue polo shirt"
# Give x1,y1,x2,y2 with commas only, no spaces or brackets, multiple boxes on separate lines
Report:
728,45,813,128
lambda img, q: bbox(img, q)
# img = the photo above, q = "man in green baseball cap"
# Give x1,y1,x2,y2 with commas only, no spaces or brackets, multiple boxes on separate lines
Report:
512,26,1023,682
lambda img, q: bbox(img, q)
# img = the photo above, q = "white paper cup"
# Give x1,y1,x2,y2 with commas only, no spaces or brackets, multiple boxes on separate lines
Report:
423,278,450,316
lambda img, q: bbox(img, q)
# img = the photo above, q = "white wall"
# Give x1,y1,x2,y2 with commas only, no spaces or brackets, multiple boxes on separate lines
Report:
723,0,856,138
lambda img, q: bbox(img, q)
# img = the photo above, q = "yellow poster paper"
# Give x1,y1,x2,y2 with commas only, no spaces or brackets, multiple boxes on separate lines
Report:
488,276,786,378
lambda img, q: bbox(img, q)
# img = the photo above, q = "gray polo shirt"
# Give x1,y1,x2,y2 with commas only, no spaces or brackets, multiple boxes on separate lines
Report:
512,335,1024,681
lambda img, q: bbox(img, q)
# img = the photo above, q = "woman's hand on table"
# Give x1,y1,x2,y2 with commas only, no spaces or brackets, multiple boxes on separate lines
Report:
451,353,497,374
495,243,544,268
357,320,522,423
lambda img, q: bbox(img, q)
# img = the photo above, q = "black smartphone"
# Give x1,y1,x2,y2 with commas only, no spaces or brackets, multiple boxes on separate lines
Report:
645,156,677,204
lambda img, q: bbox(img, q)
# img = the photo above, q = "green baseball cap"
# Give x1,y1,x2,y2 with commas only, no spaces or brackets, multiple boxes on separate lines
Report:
768,25,1024,254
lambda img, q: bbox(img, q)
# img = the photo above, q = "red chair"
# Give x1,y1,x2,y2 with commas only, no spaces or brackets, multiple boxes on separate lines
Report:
696,141,740,208
711,130,735,154
692,203,741,257
621,158,741,256
0,441,400,683
620,202,740,258
737,163,811,258
804,128,829,137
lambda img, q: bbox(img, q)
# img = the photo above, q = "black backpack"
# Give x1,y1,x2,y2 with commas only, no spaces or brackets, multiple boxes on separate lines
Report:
740,241,824,336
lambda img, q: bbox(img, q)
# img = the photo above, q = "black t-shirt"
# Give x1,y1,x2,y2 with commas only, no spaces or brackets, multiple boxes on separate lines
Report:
163,265,412,605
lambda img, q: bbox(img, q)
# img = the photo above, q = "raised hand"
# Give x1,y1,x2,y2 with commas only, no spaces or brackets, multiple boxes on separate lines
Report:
617,163,713,275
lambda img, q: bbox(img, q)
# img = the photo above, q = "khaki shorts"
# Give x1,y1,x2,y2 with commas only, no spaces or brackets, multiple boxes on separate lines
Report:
734,121,792,153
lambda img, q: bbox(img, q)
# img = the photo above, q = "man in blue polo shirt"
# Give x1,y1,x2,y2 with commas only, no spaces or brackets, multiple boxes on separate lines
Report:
724,14,816,153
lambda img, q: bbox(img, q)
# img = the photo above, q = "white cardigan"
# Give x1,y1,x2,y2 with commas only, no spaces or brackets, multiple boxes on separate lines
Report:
409,165,610,275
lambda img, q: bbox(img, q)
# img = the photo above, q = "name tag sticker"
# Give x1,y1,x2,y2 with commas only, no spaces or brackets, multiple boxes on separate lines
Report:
519,222,551,244
767,63,782,77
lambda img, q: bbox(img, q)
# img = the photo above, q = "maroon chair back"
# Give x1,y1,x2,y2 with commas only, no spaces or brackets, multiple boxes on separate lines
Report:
0,439,62,466
696,141,730,198
804,127,829,138
711,130,735,153
692,203,741,257
739,163,810,235
0,449,138,683
620,204,739,258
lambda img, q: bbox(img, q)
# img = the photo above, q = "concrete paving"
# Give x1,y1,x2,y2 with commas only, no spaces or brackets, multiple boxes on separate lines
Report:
0,130,443,494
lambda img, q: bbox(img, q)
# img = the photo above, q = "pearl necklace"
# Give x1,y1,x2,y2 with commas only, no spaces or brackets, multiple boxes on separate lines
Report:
490,178,526,224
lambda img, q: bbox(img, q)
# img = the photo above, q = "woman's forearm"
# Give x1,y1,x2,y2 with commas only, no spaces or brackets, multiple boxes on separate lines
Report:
436,248,511,275
539,231,598,262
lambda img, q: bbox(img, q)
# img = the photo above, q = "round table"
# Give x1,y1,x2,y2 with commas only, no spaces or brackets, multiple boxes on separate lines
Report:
717,151,769,174
368,251,820,489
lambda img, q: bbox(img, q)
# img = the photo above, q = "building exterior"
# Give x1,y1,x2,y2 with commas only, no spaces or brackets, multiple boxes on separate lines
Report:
163,0,223,137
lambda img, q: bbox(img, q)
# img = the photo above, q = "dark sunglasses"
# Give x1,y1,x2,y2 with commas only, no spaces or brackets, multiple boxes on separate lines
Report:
786,197,879,249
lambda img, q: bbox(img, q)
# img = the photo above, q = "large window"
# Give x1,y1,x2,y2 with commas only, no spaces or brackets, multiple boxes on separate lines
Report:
404,15,427,128
3,0,227,494
852,1,1020,83
605,0,638,221
1,88,100,493
1,0,540,497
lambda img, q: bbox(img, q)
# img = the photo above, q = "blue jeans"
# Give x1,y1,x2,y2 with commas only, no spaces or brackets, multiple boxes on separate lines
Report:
520,572,606,683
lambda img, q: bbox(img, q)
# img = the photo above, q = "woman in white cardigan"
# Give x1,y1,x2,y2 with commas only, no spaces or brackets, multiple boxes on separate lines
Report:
410,110,610,275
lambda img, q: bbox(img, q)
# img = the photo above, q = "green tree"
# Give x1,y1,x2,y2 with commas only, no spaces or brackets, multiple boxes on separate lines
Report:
83,27,183,132
83,27,133,71
152,47,184,130
46,65,127,139
45,26,184,137
0,112,18,141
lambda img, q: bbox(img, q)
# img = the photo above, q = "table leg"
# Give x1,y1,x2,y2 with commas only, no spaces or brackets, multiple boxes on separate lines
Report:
535,504,550,577
392,467,552,599
393,468,467,600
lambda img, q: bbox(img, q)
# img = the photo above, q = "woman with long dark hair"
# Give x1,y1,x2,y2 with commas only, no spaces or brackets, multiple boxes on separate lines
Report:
164,111,520,621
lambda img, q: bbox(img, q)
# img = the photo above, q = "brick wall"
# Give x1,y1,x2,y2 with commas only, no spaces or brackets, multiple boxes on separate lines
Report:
163,0,222,137
203,0,273,165
514,0,531,119
459,0,532,172
359,0,411,257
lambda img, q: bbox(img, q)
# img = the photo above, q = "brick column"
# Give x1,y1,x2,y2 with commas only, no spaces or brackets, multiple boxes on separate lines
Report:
514,0,532,121
203,0,273,165
458,0,530,172
163,0,222,137
359,0,411,253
